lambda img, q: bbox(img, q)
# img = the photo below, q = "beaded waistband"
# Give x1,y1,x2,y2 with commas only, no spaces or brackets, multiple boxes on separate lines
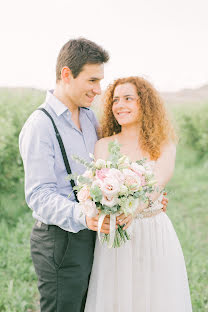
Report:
135,208,163,219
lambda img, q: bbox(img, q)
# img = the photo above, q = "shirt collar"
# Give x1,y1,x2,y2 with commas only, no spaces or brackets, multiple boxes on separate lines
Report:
46,89,69,117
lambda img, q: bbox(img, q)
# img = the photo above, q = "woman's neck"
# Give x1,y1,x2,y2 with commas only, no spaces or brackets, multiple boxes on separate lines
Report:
117,124,140,142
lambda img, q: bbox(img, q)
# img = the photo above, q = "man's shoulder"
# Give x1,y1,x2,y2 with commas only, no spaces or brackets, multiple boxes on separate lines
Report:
20,105,54,138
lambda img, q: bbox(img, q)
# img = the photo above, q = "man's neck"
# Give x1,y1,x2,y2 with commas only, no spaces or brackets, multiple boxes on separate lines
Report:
53,87,78,114
53,87,81,130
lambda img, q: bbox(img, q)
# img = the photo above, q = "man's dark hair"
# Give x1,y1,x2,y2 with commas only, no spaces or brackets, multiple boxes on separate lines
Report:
56,38,109,81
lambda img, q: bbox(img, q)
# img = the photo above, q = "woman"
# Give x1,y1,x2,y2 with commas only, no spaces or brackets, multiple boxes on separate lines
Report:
84,77,192,311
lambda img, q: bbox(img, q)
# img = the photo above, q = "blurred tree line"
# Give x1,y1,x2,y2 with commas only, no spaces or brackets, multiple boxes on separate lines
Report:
0,88,207,194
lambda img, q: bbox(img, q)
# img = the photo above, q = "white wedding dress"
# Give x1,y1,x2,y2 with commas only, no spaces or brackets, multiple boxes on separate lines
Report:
84,194,192,312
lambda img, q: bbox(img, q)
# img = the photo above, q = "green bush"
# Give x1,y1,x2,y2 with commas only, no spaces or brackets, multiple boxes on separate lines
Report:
0,212,38,312
0,88,45,192
178,104,208,159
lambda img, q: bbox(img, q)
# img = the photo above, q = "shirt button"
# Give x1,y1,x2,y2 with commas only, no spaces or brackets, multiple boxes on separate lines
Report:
67,112,69,116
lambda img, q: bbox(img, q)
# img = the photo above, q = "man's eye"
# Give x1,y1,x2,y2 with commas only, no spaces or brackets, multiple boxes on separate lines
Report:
90,80,95,82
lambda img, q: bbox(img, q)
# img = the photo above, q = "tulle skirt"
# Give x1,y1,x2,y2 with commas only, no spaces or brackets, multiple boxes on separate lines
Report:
84,212,192,312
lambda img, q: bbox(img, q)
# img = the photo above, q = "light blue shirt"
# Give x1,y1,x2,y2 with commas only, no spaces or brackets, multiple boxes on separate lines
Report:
19,90,98,233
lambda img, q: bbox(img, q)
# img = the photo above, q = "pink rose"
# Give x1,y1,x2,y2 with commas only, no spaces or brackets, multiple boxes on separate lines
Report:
81,200,98,217
101,195,118,207
123,169,141,190
101,177,120,197
96,168,110,181
77,186,91,202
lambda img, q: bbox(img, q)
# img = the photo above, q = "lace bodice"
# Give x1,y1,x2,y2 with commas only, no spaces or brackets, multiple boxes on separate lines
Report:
135,160,164,219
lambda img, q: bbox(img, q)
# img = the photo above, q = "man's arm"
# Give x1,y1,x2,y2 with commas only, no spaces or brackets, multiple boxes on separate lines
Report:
19,114,86,233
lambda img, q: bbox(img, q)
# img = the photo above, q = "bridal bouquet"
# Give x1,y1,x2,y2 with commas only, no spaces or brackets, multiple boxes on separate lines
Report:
69,141,156,248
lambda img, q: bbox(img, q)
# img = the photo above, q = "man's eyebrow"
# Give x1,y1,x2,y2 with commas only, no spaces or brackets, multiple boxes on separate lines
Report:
89,77,101,80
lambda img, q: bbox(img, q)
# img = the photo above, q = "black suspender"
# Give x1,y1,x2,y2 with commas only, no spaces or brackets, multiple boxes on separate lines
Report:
37,108,78,202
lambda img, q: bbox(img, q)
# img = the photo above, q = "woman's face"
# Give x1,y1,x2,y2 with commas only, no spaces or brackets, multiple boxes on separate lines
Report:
112,83,140,126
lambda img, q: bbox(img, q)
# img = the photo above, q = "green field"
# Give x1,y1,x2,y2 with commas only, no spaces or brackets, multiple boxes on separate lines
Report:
0,89,207,311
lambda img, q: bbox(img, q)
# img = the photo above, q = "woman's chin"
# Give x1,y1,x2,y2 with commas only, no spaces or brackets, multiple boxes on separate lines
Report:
116,120,135,126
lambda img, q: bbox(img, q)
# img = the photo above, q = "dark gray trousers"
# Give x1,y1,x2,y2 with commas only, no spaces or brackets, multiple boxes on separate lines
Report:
30,221,96,312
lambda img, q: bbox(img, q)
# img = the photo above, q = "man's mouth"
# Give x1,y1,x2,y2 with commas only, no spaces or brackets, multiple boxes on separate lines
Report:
86,94,95,101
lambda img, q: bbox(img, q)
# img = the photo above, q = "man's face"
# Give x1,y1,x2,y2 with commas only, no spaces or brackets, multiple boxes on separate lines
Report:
67,63,104,108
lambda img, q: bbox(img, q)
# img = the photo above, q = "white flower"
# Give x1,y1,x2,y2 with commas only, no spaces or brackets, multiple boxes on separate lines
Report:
101,177,120,197
118,155,130,165
117,156,130,169
91,179,103,189
83,170,93,180
144,161,155,175
106,168,125,184
95,158,106,169
106,160,112,168
119,185,129,196
80,200,98,217
130,162,146,175
89,153,95,160
124,197,139,214
101,195,118,207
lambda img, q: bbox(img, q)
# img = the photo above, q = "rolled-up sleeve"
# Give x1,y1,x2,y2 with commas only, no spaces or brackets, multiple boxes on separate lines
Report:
19,114,87,233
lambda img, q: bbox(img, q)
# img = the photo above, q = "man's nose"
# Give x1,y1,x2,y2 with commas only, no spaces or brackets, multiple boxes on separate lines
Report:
93,84,101,95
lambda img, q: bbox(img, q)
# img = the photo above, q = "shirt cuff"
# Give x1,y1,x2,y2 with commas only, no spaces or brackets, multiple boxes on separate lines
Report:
74,202,87,229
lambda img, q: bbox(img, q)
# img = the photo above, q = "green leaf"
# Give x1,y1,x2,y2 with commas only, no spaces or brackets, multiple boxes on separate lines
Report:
90,185,103,202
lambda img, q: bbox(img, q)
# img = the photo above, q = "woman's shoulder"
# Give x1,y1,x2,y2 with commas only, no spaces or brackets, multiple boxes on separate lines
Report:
94,135,117,159
95,135,117,147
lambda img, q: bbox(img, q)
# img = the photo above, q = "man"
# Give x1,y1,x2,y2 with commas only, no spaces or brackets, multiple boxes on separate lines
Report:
19,38,168,312
19,38,110,312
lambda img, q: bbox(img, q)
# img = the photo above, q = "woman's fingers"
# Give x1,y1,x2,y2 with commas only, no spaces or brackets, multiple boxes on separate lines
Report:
116,213,125,223
162,196,168,212
123,218,133,230
119,215,132,226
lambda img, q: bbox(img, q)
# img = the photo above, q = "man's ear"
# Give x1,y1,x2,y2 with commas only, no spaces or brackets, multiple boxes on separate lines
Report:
60,66,73,83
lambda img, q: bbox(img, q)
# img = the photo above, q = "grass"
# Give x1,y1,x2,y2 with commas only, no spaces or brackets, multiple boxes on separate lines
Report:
167,145,208,311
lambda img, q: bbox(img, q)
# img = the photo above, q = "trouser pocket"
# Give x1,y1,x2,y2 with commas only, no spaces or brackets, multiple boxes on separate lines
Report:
53,226,72,269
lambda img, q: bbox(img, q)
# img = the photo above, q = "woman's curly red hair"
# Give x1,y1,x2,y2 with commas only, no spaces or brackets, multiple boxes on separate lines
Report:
100,77,177,160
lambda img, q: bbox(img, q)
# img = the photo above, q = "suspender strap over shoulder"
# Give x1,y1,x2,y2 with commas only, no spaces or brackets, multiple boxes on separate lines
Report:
37,108,78,202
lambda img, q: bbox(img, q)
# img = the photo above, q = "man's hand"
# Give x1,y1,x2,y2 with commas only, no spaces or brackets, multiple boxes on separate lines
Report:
161,192,168,212
86,214,114,234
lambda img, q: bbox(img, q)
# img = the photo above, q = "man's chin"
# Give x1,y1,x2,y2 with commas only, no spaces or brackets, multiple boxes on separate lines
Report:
80,102,92,108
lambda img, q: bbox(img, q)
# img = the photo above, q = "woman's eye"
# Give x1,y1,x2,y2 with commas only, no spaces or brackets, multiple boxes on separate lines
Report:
113,99,118,103
126,97,132,101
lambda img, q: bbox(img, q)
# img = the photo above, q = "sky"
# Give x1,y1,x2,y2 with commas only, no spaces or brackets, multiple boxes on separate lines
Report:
0,0,208,92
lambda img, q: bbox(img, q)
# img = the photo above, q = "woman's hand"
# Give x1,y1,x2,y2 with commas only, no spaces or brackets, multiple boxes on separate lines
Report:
161,192,168,212
116,213,133,230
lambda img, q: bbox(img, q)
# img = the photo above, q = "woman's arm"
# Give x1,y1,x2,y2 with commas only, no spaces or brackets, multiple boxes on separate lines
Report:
119,143,176,229
136,142,176,214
